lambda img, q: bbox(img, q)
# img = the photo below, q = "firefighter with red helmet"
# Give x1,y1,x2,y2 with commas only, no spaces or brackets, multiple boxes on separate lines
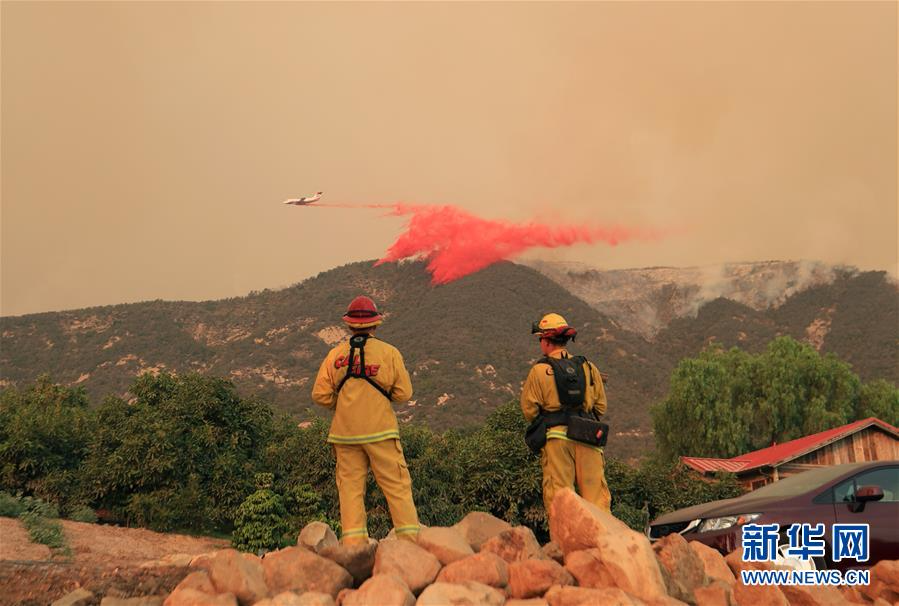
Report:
311,295,420,544
521,313,611,516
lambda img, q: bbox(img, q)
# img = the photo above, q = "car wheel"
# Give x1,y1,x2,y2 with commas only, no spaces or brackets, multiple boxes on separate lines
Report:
773,543,819,572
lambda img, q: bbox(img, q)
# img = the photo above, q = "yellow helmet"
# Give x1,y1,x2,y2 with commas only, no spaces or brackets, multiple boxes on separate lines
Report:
531,313,578,340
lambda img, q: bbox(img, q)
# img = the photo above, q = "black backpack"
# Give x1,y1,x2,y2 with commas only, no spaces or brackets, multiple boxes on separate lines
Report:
335,334,392,401
540,354,589,408
524,354,608,453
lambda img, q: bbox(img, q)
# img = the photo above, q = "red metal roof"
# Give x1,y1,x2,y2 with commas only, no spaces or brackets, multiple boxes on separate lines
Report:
681,417,899,475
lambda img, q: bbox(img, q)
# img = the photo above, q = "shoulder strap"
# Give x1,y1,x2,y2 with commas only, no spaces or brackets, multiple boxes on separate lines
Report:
336,334,392,401
573,355,593,386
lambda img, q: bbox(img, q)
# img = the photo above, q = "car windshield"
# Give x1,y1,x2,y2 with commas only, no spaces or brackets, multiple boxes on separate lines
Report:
743,465,864,498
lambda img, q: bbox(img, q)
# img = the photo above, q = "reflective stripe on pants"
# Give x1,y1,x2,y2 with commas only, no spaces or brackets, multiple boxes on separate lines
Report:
334,438,420,545
541,429,611,517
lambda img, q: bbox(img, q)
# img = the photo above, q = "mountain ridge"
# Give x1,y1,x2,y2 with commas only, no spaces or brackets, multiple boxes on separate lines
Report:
2,259,896,459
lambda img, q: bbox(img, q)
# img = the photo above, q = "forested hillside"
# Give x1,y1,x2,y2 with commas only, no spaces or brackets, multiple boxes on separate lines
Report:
2,260,896,459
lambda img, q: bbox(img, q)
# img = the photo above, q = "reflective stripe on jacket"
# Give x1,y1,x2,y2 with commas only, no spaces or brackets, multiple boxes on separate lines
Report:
312,336,413,444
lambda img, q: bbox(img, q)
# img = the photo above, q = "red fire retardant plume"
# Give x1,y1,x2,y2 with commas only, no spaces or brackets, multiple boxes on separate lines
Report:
368,204,663,284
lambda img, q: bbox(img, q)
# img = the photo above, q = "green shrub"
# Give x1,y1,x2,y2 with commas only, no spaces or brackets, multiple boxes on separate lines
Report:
0,492,25,518
0,376,94,513
81,373,275,532
68,505,97,523
21,511,67,550
21,495,59,519
232,482,290,553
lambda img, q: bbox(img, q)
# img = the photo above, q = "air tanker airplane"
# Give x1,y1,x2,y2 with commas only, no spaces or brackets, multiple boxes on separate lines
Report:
283,192,323,206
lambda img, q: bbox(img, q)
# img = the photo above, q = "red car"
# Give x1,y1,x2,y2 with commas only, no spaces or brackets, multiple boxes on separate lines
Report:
647,461,899,570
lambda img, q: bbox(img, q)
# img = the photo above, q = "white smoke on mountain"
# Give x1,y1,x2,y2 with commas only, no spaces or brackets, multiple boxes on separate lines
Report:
525,259,850,338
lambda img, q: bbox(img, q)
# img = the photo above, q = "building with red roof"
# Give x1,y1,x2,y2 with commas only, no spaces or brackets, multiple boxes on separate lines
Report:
681,417,899,491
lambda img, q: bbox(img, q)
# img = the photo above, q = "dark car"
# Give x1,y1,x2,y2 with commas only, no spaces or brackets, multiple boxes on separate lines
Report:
647,461,899,570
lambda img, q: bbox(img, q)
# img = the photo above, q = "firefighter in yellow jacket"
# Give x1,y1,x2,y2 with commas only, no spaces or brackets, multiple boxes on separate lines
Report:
311,295,420,544
520,313,612,516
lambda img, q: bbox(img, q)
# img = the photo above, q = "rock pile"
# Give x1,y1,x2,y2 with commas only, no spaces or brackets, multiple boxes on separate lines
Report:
51,489,899,606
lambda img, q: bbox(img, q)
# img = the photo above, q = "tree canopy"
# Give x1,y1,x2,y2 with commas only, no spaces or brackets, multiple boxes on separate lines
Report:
652,336,898,460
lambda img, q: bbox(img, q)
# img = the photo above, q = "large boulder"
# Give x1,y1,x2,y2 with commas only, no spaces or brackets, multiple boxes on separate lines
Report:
415,581,505,606
372,538,442,595
263,546,353,597
452,512,513,551
861,560,899,603
544,585,645,606
723,548,786,576
416,526,475,565
564,544,668,605
508,559,575,599
165,592,237,606
52,590,95,606
189,550,268,606
299,522,339,553
254,593,335,606
480,526,542,563
319,539,378,586
164,571,238,606
100,599,164,606
780,585,852,606
652,533,707,604
693,581,736,606
540,541,564,564
548,488,632,555
339,574,415,606
732,581,788,606
838,586,869,605
436,551,509,588
688,542,736,587
506,600,550,606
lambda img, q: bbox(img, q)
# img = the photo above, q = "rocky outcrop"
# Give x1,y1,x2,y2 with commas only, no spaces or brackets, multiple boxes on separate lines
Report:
452,511,513,551
190,549,268,605
689,540,736,586
508,559,575,599
435,552,509,588
298,522,339,554
318,540,378,586
371,537,441,595
83,499,899,606
652,532,708,604
861,560,899,603
480,526,543,563
415,581,505,606
52,589,95,606
255,593,334,606
338,574,414,606
164,571,238,606
262,546,353,597
416,526,475,565
544,585,644,606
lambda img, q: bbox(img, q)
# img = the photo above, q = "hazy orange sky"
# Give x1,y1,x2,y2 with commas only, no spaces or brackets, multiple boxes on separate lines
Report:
2,2,896,316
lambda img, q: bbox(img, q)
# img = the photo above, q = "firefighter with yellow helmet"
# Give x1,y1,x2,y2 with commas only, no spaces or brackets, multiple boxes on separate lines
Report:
311,295,420,544
521,313,612,516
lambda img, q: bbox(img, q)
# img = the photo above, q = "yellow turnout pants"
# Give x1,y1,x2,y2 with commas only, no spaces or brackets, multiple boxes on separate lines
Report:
333,438,420,545
541,427,611,515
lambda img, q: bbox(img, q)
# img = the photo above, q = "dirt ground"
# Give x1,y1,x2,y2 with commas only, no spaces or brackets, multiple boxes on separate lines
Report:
0,516,229,605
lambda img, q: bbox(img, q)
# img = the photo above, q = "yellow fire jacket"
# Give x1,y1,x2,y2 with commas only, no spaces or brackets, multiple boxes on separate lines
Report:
312,336,413,445
520,349,607,426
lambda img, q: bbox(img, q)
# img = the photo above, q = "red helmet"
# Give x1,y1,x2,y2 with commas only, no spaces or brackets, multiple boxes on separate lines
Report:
342,295,383,329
